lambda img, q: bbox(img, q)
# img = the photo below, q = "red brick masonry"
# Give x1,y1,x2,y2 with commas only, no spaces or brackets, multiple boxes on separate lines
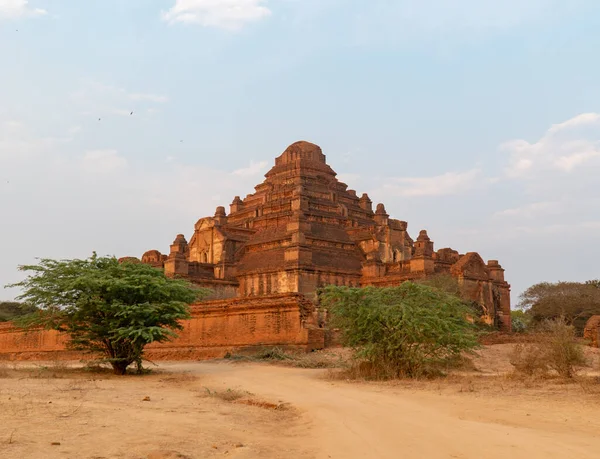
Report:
0,294,323,361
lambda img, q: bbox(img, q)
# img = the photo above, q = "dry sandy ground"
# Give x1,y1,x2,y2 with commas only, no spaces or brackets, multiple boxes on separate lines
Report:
1,345,600,459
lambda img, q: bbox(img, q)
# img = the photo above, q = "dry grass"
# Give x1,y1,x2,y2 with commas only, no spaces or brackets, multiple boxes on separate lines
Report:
158,373,198,384
321,342,600,404
284,350,348,369
223,346,349,369
0,359,143,381
509,320,589,379
201,387,251,402
337,370,600,403
326,353,479,381
198,386,293,411
236,399,291,411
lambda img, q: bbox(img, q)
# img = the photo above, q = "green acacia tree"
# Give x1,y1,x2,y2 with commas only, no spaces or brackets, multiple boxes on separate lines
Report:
7,254,207,375
319,283,480,378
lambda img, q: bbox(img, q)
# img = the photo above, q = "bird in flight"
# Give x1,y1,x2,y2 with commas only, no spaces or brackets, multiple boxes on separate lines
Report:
130,111,134,115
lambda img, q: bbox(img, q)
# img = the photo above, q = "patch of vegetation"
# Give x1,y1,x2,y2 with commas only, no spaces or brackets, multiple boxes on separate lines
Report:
416,275,488,327
252,346,293,361
7,253,208,375
223,346,294,362
286,352,347,369
511,310,531,333
415,274,463,299
509,318,588,379
319,283,480,379
158,373,198,384
0,360,114,379
223,347,346,369
203,387,250,402
0,301,38,322
201,386,290,411
518,280,600,335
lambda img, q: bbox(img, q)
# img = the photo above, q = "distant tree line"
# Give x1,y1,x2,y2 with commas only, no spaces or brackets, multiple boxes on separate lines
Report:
0,301,38,322
513,280,600,334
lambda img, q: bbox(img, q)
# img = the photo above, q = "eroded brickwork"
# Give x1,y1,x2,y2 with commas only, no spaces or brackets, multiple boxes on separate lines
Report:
138,141,511,330
0,294,318,360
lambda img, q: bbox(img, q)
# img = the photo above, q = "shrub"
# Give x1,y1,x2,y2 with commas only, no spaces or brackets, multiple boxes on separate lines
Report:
253,346,292,361
541,318,587,378
511,310,530,333
0,301,38,322
319,283,480,379
509,343,548,376
7,254,207,375
509,318,587,378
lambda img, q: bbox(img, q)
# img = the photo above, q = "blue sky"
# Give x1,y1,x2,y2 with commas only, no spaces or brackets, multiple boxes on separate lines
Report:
1,0,600,302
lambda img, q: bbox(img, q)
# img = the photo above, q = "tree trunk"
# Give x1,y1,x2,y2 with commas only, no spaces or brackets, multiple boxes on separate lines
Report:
111,361,130,375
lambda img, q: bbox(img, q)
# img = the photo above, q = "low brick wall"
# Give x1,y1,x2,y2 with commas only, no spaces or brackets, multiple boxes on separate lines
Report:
0,293,323,361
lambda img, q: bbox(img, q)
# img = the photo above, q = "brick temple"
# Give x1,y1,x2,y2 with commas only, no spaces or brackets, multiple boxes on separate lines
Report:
140,141,511,331
0,141,512,361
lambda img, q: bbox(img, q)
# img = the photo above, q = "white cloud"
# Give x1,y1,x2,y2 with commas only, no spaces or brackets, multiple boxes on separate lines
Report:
375,169,481,197
81,150,128,175
546,112,600,135
502,112,600,178
162,0,271,30
71,81,169,119
555,149,600,172
4,120,23,129
232,160,268,177
129,93,170,103
492,201,563,219
337,172,361,185
0,120,72,162
368,110,600,206
0,0,46,19
0,119,280,299
112,109,135,117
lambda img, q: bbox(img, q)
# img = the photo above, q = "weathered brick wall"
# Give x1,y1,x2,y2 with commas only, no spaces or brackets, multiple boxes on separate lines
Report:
0,323,71,356
0,293,321,361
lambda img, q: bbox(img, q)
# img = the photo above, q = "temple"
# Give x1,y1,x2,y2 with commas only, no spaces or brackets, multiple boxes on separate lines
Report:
139,141,511,331
0,141,512,361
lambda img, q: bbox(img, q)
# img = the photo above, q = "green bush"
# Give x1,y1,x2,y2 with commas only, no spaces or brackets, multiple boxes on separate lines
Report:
0,302,38,322
510,310,530,333
319,283,480,379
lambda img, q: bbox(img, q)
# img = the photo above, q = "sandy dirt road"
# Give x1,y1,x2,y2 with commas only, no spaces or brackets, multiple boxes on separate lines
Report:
168,361,600,459
2,359,600,458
